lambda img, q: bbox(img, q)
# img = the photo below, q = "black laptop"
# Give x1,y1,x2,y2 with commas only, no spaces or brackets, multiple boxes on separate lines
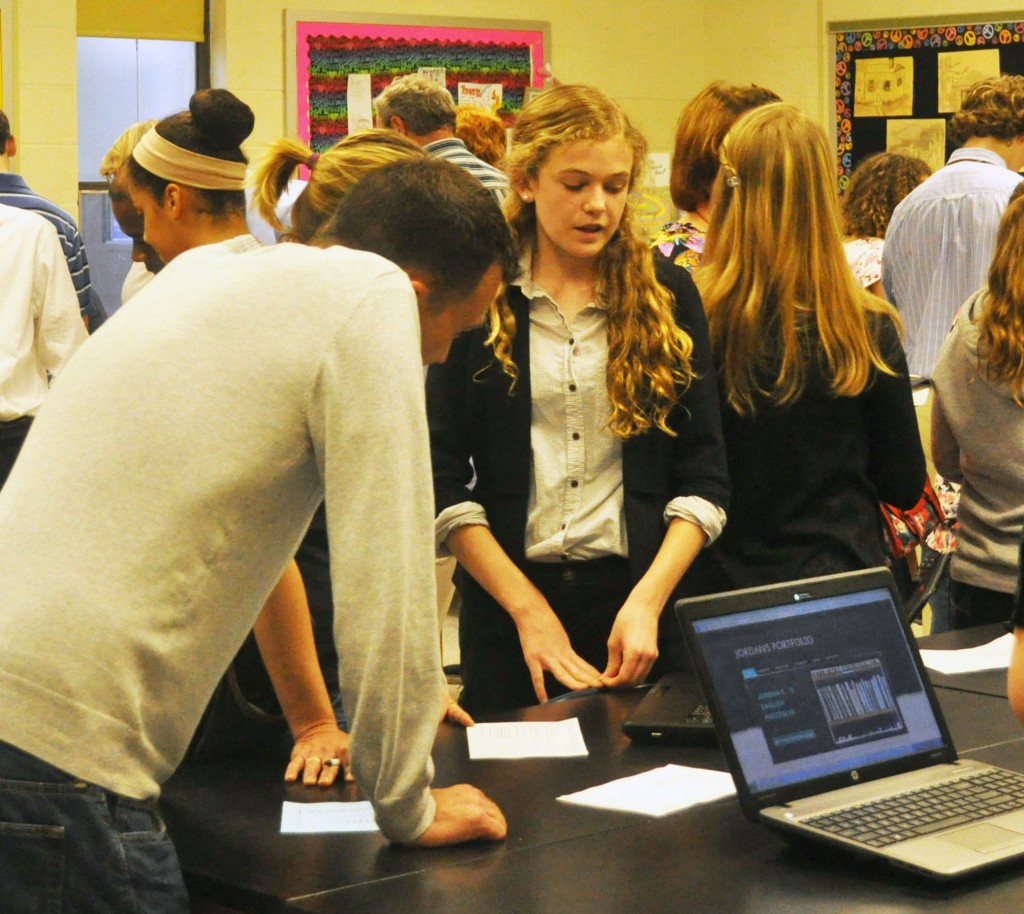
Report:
621,672,716,744
675,567,1024,880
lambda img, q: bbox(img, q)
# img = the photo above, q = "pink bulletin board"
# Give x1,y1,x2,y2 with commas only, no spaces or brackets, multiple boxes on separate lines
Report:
289,15,549,151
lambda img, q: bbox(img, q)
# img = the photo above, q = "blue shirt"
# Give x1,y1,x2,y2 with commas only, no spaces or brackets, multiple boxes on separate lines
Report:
881,147,1021,379
0,173,97,327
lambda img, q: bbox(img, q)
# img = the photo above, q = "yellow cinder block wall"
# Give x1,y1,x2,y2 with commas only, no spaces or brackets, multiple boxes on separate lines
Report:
11,0,1024,220
8,0,78,215
210,0,708,164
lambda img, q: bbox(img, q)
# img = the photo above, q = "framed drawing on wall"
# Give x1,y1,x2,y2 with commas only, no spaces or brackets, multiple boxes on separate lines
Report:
286,11,550,152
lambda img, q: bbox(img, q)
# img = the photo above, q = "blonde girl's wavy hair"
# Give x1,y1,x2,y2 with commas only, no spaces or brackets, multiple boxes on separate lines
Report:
697,102,900,416
492,84,695,439
248,129,425,241
979,191,1024,403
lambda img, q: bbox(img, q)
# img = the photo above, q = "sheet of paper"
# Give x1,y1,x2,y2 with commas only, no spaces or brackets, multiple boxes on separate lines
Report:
346,74,373,133
558,764,735,817
466,718,588,759
919,632,1013,675
417,66,446,86
458,82,502,110
280,800,379,834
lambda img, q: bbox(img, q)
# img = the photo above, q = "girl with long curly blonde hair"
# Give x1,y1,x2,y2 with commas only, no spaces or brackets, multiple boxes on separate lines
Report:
687,102,926,597
931,188,1024,627
427,84,729,716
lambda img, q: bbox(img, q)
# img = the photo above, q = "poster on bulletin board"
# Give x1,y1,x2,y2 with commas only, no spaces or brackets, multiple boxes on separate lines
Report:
834,20,1024,191
286,12,549,153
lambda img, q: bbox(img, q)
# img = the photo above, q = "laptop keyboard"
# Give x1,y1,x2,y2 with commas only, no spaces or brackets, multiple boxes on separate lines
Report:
803,768,1024,848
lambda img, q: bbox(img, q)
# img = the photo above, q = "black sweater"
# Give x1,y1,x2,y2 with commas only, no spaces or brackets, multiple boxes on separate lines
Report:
683,312,926,596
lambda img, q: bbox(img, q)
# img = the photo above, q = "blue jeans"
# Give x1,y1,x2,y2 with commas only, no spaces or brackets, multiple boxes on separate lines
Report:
0,740,189,913
921,545,954,633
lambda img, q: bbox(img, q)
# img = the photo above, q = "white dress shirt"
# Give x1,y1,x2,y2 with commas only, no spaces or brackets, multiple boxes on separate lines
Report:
882,146,1022,379
0,203,87,421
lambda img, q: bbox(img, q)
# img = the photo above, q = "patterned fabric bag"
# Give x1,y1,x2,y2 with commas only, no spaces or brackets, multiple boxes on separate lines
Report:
879,476,956,559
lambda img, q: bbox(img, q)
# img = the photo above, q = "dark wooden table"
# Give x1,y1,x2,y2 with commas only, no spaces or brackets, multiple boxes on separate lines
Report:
162,627,1024,914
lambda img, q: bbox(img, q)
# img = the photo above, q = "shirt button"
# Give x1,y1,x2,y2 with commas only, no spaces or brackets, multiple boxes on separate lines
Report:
570,480,579,488
569,338,575,345
568,383,577,392
572,432,580,440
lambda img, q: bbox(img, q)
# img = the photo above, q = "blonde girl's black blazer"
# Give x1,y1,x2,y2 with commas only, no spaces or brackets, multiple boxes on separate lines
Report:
426,259,730,589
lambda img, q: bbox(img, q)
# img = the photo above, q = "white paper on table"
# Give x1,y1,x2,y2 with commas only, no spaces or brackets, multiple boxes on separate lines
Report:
558,764,735,817
919,632,1013,675
466,718,588,759
280,800,380,834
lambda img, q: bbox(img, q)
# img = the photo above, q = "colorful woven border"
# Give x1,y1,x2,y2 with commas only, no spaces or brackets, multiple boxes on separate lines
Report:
296,22,546,152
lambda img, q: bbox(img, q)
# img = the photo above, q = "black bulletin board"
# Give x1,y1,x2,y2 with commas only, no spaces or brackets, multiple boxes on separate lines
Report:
834,21,1024,191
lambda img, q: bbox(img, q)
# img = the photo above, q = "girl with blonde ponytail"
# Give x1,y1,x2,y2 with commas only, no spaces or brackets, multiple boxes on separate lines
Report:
689,103,926,596
427,84,729,716
249,128,424,242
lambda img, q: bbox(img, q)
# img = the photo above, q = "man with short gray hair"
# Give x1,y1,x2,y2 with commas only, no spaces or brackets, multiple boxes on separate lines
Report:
375,74,508,204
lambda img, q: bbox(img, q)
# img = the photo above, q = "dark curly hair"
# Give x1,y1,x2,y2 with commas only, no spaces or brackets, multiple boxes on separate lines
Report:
842,152,931,239
949,75,1024,146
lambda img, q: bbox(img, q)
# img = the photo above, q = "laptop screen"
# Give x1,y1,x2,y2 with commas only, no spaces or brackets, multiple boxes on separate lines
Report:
689,585,946,795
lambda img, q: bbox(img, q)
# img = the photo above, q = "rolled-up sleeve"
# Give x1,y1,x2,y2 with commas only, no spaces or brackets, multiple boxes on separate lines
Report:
665,495,727,545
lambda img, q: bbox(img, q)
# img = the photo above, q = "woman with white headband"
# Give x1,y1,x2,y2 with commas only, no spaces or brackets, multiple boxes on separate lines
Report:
125,88,257,263
125,89,355,790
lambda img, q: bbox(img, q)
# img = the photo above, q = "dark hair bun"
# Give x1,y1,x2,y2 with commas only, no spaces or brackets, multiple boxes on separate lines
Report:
189,89,255,150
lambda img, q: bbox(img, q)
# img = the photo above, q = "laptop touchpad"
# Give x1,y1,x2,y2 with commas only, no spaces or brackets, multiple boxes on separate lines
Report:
940,823,1024,854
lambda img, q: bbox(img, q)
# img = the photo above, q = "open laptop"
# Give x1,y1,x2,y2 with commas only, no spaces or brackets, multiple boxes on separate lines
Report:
675,567,1024,880
621,672,716,744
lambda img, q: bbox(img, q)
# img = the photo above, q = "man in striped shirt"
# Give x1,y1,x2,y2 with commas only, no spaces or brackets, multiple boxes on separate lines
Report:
0,109,104,332
375,75,508,206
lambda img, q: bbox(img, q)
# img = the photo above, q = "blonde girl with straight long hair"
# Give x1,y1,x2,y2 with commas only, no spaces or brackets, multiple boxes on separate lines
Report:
932,189,1024,627
687,102,926,597
427,84,729,716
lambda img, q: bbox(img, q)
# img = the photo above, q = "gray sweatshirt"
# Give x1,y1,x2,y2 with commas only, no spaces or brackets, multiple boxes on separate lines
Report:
932,286,1024,594
0,238,441,841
